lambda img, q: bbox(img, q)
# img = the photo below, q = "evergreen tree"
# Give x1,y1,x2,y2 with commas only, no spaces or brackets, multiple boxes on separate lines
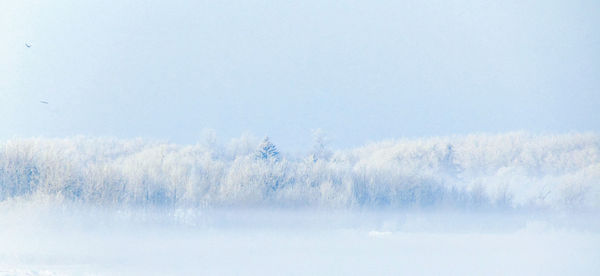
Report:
255,136,280,161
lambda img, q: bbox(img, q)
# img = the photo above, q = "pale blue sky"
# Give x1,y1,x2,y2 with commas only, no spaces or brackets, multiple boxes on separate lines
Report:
1,0,599,150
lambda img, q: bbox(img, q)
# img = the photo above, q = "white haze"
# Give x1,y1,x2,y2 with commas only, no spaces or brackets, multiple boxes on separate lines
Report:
0,203,599,275
3,0,599,149
1,132,599,275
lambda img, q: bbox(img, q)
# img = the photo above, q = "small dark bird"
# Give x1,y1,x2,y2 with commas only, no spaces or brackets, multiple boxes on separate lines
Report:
25,43,32,48
40,100,48,104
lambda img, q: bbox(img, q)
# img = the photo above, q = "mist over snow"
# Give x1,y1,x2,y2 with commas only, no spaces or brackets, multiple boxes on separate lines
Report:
1,132,598,210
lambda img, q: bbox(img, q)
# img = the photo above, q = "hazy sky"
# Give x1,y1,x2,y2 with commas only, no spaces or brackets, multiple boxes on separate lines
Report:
2,0,599,150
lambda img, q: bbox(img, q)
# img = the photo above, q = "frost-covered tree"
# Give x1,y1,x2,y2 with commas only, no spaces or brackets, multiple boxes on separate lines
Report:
440,144,461,175
255,137,280,162
0,133,598,209
310,129,332,162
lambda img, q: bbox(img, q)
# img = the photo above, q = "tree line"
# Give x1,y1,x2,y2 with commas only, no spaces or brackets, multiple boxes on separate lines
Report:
0,132,598,210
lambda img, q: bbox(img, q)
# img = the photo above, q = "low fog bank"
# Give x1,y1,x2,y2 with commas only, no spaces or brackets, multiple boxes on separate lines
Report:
1,132,599,210
0,203,599,275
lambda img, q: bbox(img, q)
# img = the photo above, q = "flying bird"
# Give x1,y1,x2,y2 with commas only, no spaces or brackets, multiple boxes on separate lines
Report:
40,100,48,104
25,42,32,48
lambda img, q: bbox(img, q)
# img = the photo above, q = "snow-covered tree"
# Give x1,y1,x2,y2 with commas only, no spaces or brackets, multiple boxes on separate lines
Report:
0,133,598,209
310,129,332,162
255,137,280,162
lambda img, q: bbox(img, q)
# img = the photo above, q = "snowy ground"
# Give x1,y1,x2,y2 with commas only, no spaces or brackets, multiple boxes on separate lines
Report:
0,205,599,275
